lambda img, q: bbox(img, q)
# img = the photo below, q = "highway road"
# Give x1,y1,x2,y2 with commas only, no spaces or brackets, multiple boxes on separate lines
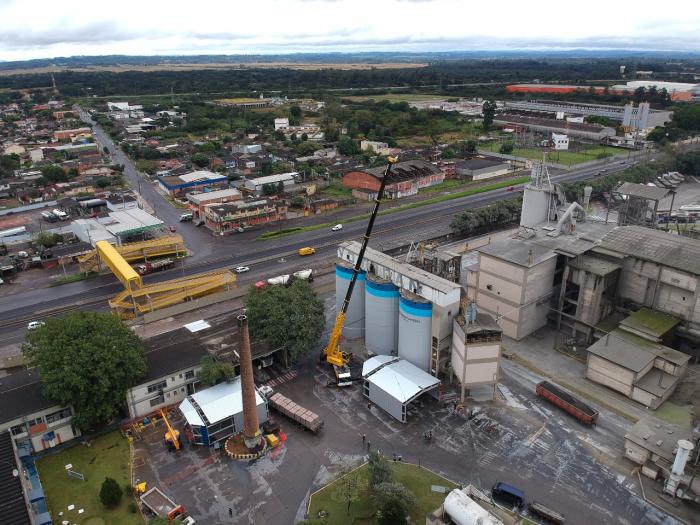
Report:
0,111,651,342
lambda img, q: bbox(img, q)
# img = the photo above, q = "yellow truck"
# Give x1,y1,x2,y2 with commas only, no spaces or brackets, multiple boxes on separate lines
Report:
298,247,316,256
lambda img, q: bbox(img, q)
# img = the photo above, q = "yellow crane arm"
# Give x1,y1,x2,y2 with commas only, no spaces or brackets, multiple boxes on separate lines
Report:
324,312,347,367
160,409,180,451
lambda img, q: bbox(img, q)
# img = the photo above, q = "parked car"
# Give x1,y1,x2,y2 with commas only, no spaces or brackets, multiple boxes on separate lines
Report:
27,321,45,330
331,224,343,231
235,266,250,273
179,213,193,222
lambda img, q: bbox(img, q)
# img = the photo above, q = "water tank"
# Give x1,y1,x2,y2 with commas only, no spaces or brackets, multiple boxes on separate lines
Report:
364,275,399,355
444,489,504,525
398,291,432,371
335,262,365,339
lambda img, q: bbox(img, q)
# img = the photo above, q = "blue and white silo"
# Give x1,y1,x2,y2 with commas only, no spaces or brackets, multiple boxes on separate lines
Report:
398,291,433,372
364,275,399,355
335,262,366,339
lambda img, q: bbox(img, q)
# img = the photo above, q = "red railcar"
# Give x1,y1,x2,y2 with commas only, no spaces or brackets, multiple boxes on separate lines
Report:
535,381,598,425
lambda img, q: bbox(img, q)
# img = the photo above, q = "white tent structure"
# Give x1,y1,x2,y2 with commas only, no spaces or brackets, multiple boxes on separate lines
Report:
362,356,440,422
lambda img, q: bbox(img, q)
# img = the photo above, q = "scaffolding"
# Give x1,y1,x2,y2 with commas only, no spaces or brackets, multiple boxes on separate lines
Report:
78,235,186,273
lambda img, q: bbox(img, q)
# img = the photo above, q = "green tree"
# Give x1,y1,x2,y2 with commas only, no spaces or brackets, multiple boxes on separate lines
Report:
40,164,68,182
22,312,146,430
377,497,408,525
261,183,277,196
0,153,20,176
331,468,367,516
99,477,123,508
198,356,234,387
95,177,111,188
35,232,60,248
245,280,325,361
290,105,302,118
338,137,359,155
368,451,393,488
482,99,497,131
372,482,416,509
192,152,209,168
301,132,308,141
499,142,514,154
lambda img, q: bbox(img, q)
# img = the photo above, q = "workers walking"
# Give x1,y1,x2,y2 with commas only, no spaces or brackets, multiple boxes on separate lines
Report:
367,440,371,452
362,433,366,445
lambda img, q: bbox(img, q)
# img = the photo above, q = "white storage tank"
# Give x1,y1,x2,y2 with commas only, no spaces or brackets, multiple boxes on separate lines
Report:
364,275,399,355
398,290,433,372
335,262,366,338
444,489,503,525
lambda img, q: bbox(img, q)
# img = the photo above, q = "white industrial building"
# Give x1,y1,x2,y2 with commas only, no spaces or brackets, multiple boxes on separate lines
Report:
71,208,164,245
551,133,569,150
243,172,298,196
179,378,268,446
455,159,511,181
361,356,440,423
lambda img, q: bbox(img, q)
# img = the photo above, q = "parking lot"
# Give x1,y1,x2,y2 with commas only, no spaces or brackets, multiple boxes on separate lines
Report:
131,305,677,525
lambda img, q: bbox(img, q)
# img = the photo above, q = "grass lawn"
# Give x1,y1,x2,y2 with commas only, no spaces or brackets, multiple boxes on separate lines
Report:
344,93,447,103
50,271,97,287
320,181,354,199
37,431,141,525
483,143,623,165
308,461,458,524
419,179,468,194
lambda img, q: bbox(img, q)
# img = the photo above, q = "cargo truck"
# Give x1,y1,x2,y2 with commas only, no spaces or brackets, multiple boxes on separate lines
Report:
140,487,195,523
136,258,175,275
535,381,598,426
267,392,324,432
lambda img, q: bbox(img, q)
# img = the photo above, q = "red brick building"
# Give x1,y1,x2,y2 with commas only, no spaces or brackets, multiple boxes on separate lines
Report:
342,160,444,200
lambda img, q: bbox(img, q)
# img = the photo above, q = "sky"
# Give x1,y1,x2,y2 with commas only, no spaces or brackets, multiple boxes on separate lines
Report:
1,0,699,61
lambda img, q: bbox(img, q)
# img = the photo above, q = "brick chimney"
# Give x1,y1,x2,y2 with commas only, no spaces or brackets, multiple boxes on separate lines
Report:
238,314,262,449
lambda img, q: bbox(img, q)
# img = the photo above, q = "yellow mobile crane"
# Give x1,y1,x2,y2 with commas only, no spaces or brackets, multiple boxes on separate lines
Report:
323,157,396,386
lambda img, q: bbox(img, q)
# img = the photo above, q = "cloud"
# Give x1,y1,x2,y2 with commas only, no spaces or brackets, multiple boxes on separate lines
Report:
0,0,698,60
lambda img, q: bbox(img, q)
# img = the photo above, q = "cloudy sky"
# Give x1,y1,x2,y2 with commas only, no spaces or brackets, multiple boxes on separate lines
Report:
1,0,699,61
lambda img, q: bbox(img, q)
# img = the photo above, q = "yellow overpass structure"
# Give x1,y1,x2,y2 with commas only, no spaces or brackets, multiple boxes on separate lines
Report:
96,240,142,292
88,238,235,319
78,235,186,273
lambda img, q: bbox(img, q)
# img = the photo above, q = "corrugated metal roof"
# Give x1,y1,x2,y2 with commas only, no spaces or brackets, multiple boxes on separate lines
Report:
596,226,700,275
363,357,439,403
0,431,31,525
179,378,265,426
615,182,669,201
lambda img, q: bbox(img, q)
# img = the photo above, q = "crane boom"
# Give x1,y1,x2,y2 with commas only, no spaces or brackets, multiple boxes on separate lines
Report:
324,158,396,375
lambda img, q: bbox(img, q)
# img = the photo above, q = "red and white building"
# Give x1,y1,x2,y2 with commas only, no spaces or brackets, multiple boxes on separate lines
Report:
342,160,444,200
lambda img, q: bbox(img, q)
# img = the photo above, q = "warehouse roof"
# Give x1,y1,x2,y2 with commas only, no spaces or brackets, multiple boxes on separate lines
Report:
0,431,31,525
595,226,700,276
624,419,692,463
455,158,508,171
479,239,556,268
363,160,442,183
615,182,669,201
99,208,163,236
620,308,679,342
587,329,689,372
0,369,58,426
187,188,241,205
244,172,297,187
362,356,440,403
179,378,265,426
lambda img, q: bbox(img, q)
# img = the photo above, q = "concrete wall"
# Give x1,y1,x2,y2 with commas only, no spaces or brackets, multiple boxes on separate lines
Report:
126,367,201,419
1,405,78,451
624,438,651,465
586,354,635,396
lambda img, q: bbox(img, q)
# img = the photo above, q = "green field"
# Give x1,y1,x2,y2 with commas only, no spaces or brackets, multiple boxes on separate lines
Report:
320,180,353,198
37,431,141,525
483,143,623,165
344,93,447,103
308,461,458,524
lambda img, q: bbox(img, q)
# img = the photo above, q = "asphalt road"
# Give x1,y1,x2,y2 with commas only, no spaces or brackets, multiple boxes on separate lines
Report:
0,111,651,340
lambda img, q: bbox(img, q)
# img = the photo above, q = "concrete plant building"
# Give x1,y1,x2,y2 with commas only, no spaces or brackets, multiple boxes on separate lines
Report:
450,309,502,400
343,160,444,200
586,329,689,408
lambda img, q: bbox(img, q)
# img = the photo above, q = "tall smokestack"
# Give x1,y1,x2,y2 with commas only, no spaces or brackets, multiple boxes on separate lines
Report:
238,315,262,449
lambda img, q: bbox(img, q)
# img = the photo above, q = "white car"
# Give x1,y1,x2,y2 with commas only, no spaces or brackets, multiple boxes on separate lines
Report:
258,385,274,398
27,321,45,330
331,224,343,231
235,266,250,274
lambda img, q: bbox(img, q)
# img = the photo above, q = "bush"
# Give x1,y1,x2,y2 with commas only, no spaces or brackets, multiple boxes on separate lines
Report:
378,497,408,525
99,477,123,507
128,502,137,513
372,482,416,509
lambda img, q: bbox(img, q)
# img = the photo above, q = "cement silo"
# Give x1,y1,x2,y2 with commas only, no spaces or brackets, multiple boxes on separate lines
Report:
364,275,399,355
335,262,366,338
398,290,433,371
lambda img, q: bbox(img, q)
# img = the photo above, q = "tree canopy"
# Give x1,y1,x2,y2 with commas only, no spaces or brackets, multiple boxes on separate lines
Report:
99,477,123,508
245,280,325,361
198,356,234,387
22,312,147,430
482,99,497,131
